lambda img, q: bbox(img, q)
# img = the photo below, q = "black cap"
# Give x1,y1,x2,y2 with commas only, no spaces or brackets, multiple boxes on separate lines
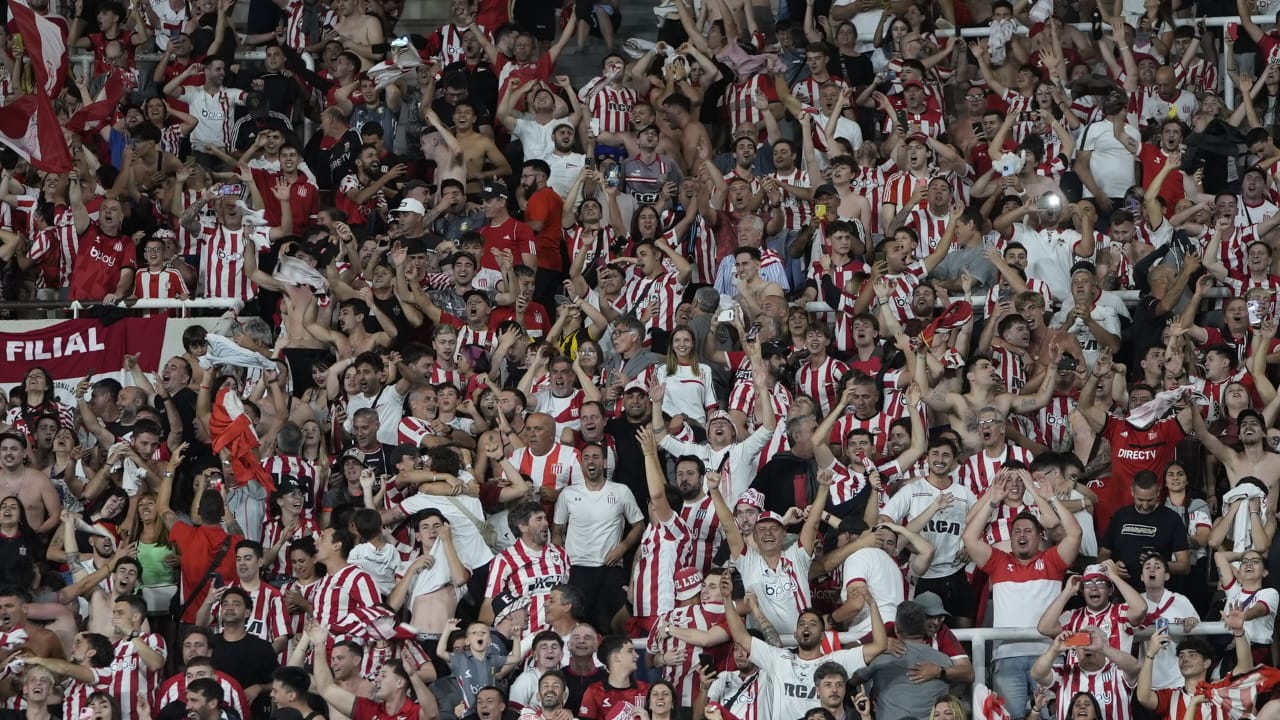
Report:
275,475,304,496
400,237,429,256
637,124,661,136
761,340,789,358
814,183,839,197
1069,260,1096,277
479,182,509,200
491,589,530,622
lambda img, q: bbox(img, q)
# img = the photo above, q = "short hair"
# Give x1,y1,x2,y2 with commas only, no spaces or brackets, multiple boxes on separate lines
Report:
508,500,545,537
895,600,928,637
675,455,707,475
661,93,692,113
598,634,633,669
523,159,551,177
220,586,253,611
531,630,565,649
83,633,115,668
814,661,849,685
272,667,311,696
188,677,224,704
549,583,583,618
1133,470,1160,491
328,528,358,558
114,594,147,617
235,540,264,559
733,245,762,261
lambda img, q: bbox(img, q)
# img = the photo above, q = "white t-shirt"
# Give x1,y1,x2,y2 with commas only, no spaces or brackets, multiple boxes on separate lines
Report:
399,488,496,570
514,116,557,163
345,383,408,445
349,541,403,596
181,86,248,151
656,363,718,427
553,481,644,567
749,638,869,720
880,477,977,579
817,111,865,152
1224,579,1278,645
736,542,815,633
1011,223,1084,301
1079,120,1140,200
839,547,903,637
547,152,588,197
1137,590,1198,690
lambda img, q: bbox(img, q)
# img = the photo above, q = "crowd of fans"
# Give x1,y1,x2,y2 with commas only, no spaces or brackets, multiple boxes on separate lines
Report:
10,0,1280,719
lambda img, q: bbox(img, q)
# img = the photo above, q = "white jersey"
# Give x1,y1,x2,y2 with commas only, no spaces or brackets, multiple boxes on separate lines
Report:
839,547,904,637
880,477,976,579
749,638,868,720
553,481,644,567
1138,590,1198,690
1224,579,1278,645
735,542,815,633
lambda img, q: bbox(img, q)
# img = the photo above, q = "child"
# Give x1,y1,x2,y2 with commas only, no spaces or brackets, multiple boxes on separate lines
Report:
133,234,189,316
435,616,522,709
347,505,401,596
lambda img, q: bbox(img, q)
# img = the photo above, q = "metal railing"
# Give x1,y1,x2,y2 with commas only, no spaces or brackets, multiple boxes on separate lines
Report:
4,297,245,318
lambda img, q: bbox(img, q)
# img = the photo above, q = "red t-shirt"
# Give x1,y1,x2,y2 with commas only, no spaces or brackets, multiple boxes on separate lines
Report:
1101,415,1186,491
580,681,650,720
353,697,421,720
490,302,552,338
525,187,565,271
70,227,136,301
169,521,242,623
1139,144,1185,216
478,216,538,270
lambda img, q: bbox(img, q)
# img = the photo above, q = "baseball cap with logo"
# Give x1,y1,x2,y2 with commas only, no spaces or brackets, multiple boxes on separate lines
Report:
735,488,765,511
756,510,785,526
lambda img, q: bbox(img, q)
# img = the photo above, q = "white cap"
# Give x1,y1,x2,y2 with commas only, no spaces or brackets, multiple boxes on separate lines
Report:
395,198,426,215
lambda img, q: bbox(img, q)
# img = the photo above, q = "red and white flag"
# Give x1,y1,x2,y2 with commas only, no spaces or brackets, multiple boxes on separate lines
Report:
209,387,277,492
0,94,72,173
7,0,68,95
67,72,128,136
974,683,1012,720
1199,665,1280,720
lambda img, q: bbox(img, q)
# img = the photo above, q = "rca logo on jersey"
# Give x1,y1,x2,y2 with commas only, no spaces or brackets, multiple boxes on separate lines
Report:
924,519,961,535
783,682,817,699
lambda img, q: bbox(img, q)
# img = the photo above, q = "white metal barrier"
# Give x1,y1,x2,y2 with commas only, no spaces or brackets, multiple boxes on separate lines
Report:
60,297,243,318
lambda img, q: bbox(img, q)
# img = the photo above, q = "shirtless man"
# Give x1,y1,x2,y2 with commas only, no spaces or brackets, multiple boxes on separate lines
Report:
828,155,872,243
660,92,710,174
919,354,1058,452
0,433,59,534
305,292,397,358
449,101,512,194
331,0,385,65
1193,320,1280,492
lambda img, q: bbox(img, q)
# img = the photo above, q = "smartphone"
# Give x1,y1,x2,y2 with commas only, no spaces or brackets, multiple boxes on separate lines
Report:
858,452,877,475
896,109,909,131
212,574,225,589
1249,299,1263,327
605,164,621,188
1063,632,1092,648
219,184,243,197
730,570,746,601
698,652,714,671
745,323,761,342
209,471,224,492
717,308,735,322
815,204,828,220
1155,618,1169,632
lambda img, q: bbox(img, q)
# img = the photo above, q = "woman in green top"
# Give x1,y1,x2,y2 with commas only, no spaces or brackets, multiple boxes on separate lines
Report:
130,492,178,588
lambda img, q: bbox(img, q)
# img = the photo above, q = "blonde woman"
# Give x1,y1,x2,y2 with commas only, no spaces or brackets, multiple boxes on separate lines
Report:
652,325,717,436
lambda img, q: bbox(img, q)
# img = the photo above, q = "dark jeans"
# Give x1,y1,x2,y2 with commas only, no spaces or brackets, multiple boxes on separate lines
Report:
569,564,628,633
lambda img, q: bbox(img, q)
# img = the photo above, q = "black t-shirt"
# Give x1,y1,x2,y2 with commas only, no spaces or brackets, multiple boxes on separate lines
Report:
563,665,606,718
212,632,279,720
604,418,649,515
1101,505,1191,589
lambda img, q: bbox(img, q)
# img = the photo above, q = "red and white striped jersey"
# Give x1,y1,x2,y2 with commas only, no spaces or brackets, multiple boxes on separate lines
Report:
46,204,78,286
1225,272,1280,317
904,206,952,258
567,225,617,273
440,312,500,357
852,165,889,236
982,278,1054,322
985,502,1041,545
260,516,320,576
510,444,586,494
1176,59,1218,96
313,563,391,669
134,268,186,301
583,83,637,135
173,188,204,255
995,88,1036,142
280,0,308,49
211,581,291,659
109,633,167,720
66,668,115,720
829,411,895,454
791,75,847,109
197,222,268,302
881,170,929,218
678,495,722,576
1049,661,1136,720
795,356,849,416
280,576,324,637
647,603,726,704
960,443,1035,496
725,75,773,130
262,454,322,519
621,270,685,334
426,365,464,388
486,540,571,632
1061,602,1138,657
877,261,929,323
534,389,587,437
155,673,248,718
1154,688,1228,720
882,98,948,139
1024,392,1077,451
773,168,812,231
397,416,438,447
430,22,481,66
729,375,792,429
631,515,693,618
990,346,1029,393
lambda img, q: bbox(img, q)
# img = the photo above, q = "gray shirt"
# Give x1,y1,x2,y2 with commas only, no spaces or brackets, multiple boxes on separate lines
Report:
854,641,952,720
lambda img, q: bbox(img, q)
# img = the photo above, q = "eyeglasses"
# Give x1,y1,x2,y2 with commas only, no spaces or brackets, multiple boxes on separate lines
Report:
1082,580,1110,588
976,418,1003,426
966,93,986,100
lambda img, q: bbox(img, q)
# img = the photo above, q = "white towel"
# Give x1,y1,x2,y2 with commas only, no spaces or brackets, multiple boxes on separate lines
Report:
273,254,329,293
1222,483,1267,552
198,333,278,372
1125,385,1201,429
988,19,1017,65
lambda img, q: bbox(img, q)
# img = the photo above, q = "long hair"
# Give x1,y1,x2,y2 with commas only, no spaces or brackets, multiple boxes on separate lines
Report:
128,491,172,548
930,696,969,720
1067,691,1103,720
664,325,698,374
